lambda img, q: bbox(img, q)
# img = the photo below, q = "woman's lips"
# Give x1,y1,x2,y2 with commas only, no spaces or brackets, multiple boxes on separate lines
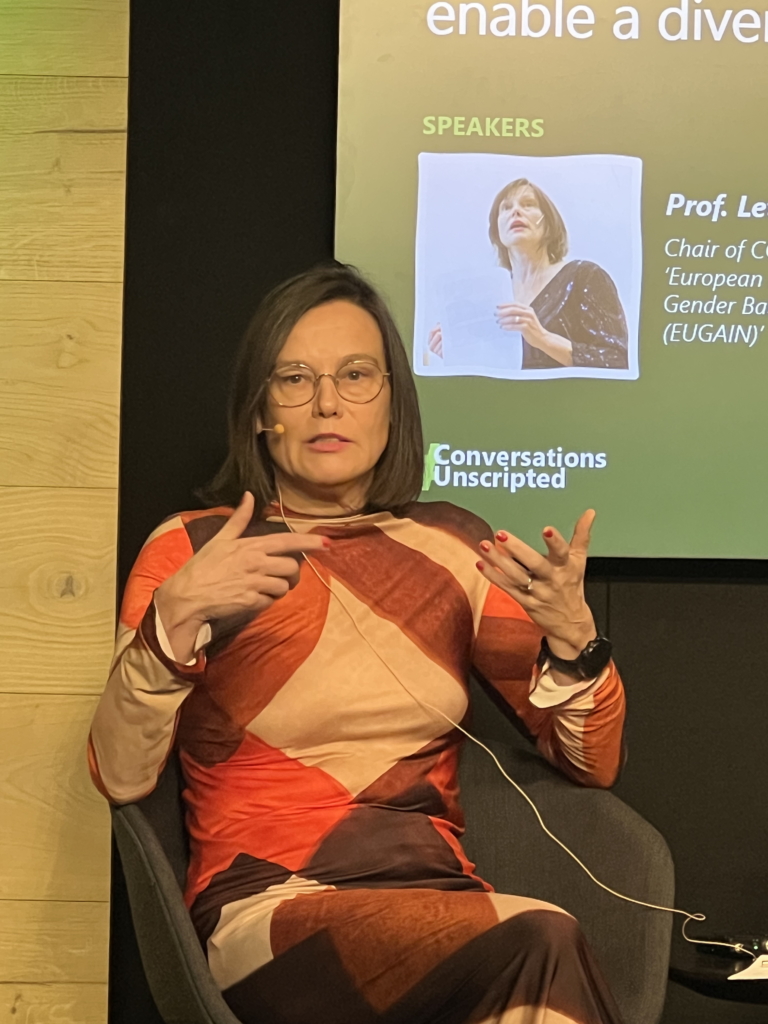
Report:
306,433,352,453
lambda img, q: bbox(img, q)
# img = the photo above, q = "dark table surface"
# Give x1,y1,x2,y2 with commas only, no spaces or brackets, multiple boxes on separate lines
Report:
670,940,768,1005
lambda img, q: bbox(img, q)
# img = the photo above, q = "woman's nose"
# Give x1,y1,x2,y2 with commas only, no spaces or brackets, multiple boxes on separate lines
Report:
313,374,341,417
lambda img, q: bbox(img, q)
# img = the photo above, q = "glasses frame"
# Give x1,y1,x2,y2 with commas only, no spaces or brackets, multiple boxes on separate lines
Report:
265,359,391,408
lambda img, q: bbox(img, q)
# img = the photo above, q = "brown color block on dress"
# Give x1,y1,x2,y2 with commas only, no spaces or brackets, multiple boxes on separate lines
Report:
321,525,474,683
191,561,331,742
400,500,495,548
270,888,499,1013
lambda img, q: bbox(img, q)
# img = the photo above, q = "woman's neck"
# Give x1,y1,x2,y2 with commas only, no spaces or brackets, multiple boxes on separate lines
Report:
274,471,372,518
507,244,552,286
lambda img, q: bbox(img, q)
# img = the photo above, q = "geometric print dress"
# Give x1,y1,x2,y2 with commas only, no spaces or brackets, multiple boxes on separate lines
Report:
89,500,627,1024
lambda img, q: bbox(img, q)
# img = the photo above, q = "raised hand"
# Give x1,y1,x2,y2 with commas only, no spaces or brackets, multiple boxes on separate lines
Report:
476,510,597,661
154,492,329,661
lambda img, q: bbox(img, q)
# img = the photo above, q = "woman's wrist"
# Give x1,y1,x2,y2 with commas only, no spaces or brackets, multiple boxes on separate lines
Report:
154,578,208,639
544,618,597,662
535,329,573,367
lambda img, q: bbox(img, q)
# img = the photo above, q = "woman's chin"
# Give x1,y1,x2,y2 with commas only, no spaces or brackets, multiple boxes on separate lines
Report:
292,463,372,494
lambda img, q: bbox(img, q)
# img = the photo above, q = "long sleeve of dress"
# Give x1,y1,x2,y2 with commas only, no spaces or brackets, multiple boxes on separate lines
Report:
472,582,625,788
567,262,629,370
88,516,207,804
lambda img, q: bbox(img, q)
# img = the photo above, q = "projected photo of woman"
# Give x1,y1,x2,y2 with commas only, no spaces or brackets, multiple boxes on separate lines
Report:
428,179,629,371
414,152,642,380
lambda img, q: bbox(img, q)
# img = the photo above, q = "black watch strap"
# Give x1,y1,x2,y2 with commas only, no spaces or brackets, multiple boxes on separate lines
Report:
538,635,613,681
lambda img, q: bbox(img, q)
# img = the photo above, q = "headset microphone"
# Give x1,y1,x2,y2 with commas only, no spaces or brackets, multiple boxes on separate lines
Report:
258,423,285,435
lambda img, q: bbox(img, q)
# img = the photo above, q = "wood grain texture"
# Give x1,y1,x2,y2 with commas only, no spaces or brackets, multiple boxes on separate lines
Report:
0,983,106,1024
0,392,119,488
0,73,127,283
0,282,121,486
0,76,126,134
0,488,117,694
0,901,108,983
0,1,127,79
0,695,111,902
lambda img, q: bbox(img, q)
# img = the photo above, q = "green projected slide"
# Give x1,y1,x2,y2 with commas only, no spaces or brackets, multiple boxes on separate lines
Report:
336,0,768,557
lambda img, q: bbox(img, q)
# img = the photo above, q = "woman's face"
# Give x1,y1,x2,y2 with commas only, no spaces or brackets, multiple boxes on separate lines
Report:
497,186,546,252
262,299,391,500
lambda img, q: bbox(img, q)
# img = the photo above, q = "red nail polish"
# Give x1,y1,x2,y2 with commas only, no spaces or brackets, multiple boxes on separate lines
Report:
322,537,333,548
543,528,553,538
476,561,485,571
479,541,490,552
496,531,508,542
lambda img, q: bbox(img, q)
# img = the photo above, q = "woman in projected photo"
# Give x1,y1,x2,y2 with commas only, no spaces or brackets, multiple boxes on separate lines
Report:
429,178,629,370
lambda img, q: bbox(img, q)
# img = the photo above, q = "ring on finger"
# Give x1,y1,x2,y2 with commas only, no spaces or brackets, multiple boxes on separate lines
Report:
519,575,534,593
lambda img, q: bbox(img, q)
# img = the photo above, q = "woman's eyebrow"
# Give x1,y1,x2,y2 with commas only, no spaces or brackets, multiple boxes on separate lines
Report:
274,353,381,369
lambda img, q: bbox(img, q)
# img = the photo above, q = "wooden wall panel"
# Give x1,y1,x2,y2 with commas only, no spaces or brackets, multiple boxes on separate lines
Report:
0,129,127,282
0,9,127,1016
0,2,128,78
0,76,126,133
0,695,110,902
0,489,117,694
0,281,121,486
0,983,107,1024
0,901,108,983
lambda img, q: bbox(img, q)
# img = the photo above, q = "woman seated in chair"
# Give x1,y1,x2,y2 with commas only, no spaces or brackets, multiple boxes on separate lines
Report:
89,263,626,1024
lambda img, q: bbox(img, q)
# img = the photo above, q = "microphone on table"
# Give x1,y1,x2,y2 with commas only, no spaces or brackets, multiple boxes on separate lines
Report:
257,423,285,435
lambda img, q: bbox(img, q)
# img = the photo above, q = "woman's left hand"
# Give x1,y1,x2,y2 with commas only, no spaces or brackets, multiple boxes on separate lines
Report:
476,511,597,661
496,302,549,350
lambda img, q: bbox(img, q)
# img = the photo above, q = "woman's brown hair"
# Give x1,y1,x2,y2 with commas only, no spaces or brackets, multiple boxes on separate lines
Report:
204,262,424,514
488,178,569,268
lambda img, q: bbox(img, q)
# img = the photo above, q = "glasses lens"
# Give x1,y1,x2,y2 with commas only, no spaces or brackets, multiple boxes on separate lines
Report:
336,362,384,403
269,367,316,407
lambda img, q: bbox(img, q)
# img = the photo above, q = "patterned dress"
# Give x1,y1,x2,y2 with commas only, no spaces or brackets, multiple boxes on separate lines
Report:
90,501,627,1024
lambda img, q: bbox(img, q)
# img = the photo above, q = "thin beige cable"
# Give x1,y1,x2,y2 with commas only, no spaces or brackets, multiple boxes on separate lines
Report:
275,487,754,961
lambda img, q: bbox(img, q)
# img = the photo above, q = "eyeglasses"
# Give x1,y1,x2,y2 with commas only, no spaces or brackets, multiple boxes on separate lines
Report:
266,360,390,408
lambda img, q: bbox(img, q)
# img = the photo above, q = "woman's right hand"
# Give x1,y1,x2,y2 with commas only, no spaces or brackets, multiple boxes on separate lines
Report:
154,492,329,662
428,324,443,357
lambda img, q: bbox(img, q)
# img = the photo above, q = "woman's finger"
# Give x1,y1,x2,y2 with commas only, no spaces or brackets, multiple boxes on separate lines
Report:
254,554,301,580
491,531,553,580
256,533,329,556
256,575,291,599
479,541,544,590
476,557,537,600
216,492,255,541
570,509,596,555
542,526,570,566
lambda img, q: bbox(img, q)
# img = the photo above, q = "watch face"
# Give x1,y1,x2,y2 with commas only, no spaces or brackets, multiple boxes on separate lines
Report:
580,637,612,678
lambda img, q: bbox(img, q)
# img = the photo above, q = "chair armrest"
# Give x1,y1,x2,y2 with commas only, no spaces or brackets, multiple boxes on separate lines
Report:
459,723,674,1024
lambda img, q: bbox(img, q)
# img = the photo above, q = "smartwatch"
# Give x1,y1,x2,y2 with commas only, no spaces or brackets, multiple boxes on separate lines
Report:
538,635,613,681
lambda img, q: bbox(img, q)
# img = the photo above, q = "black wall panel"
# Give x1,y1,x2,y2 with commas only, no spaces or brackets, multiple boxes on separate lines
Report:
114,3,766,1021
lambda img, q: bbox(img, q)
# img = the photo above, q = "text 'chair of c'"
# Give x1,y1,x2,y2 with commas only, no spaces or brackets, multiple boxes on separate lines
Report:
111,676,674,1024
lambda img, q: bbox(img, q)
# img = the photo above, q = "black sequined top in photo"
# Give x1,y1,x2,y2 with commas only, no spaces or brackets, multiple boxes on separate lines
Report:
525,260,629,370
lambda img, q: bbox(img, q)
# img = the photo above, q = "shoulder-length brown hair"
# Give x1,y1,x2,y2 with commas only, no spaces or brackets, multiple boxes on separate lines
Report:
204,262,424,514
488,178,569,269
